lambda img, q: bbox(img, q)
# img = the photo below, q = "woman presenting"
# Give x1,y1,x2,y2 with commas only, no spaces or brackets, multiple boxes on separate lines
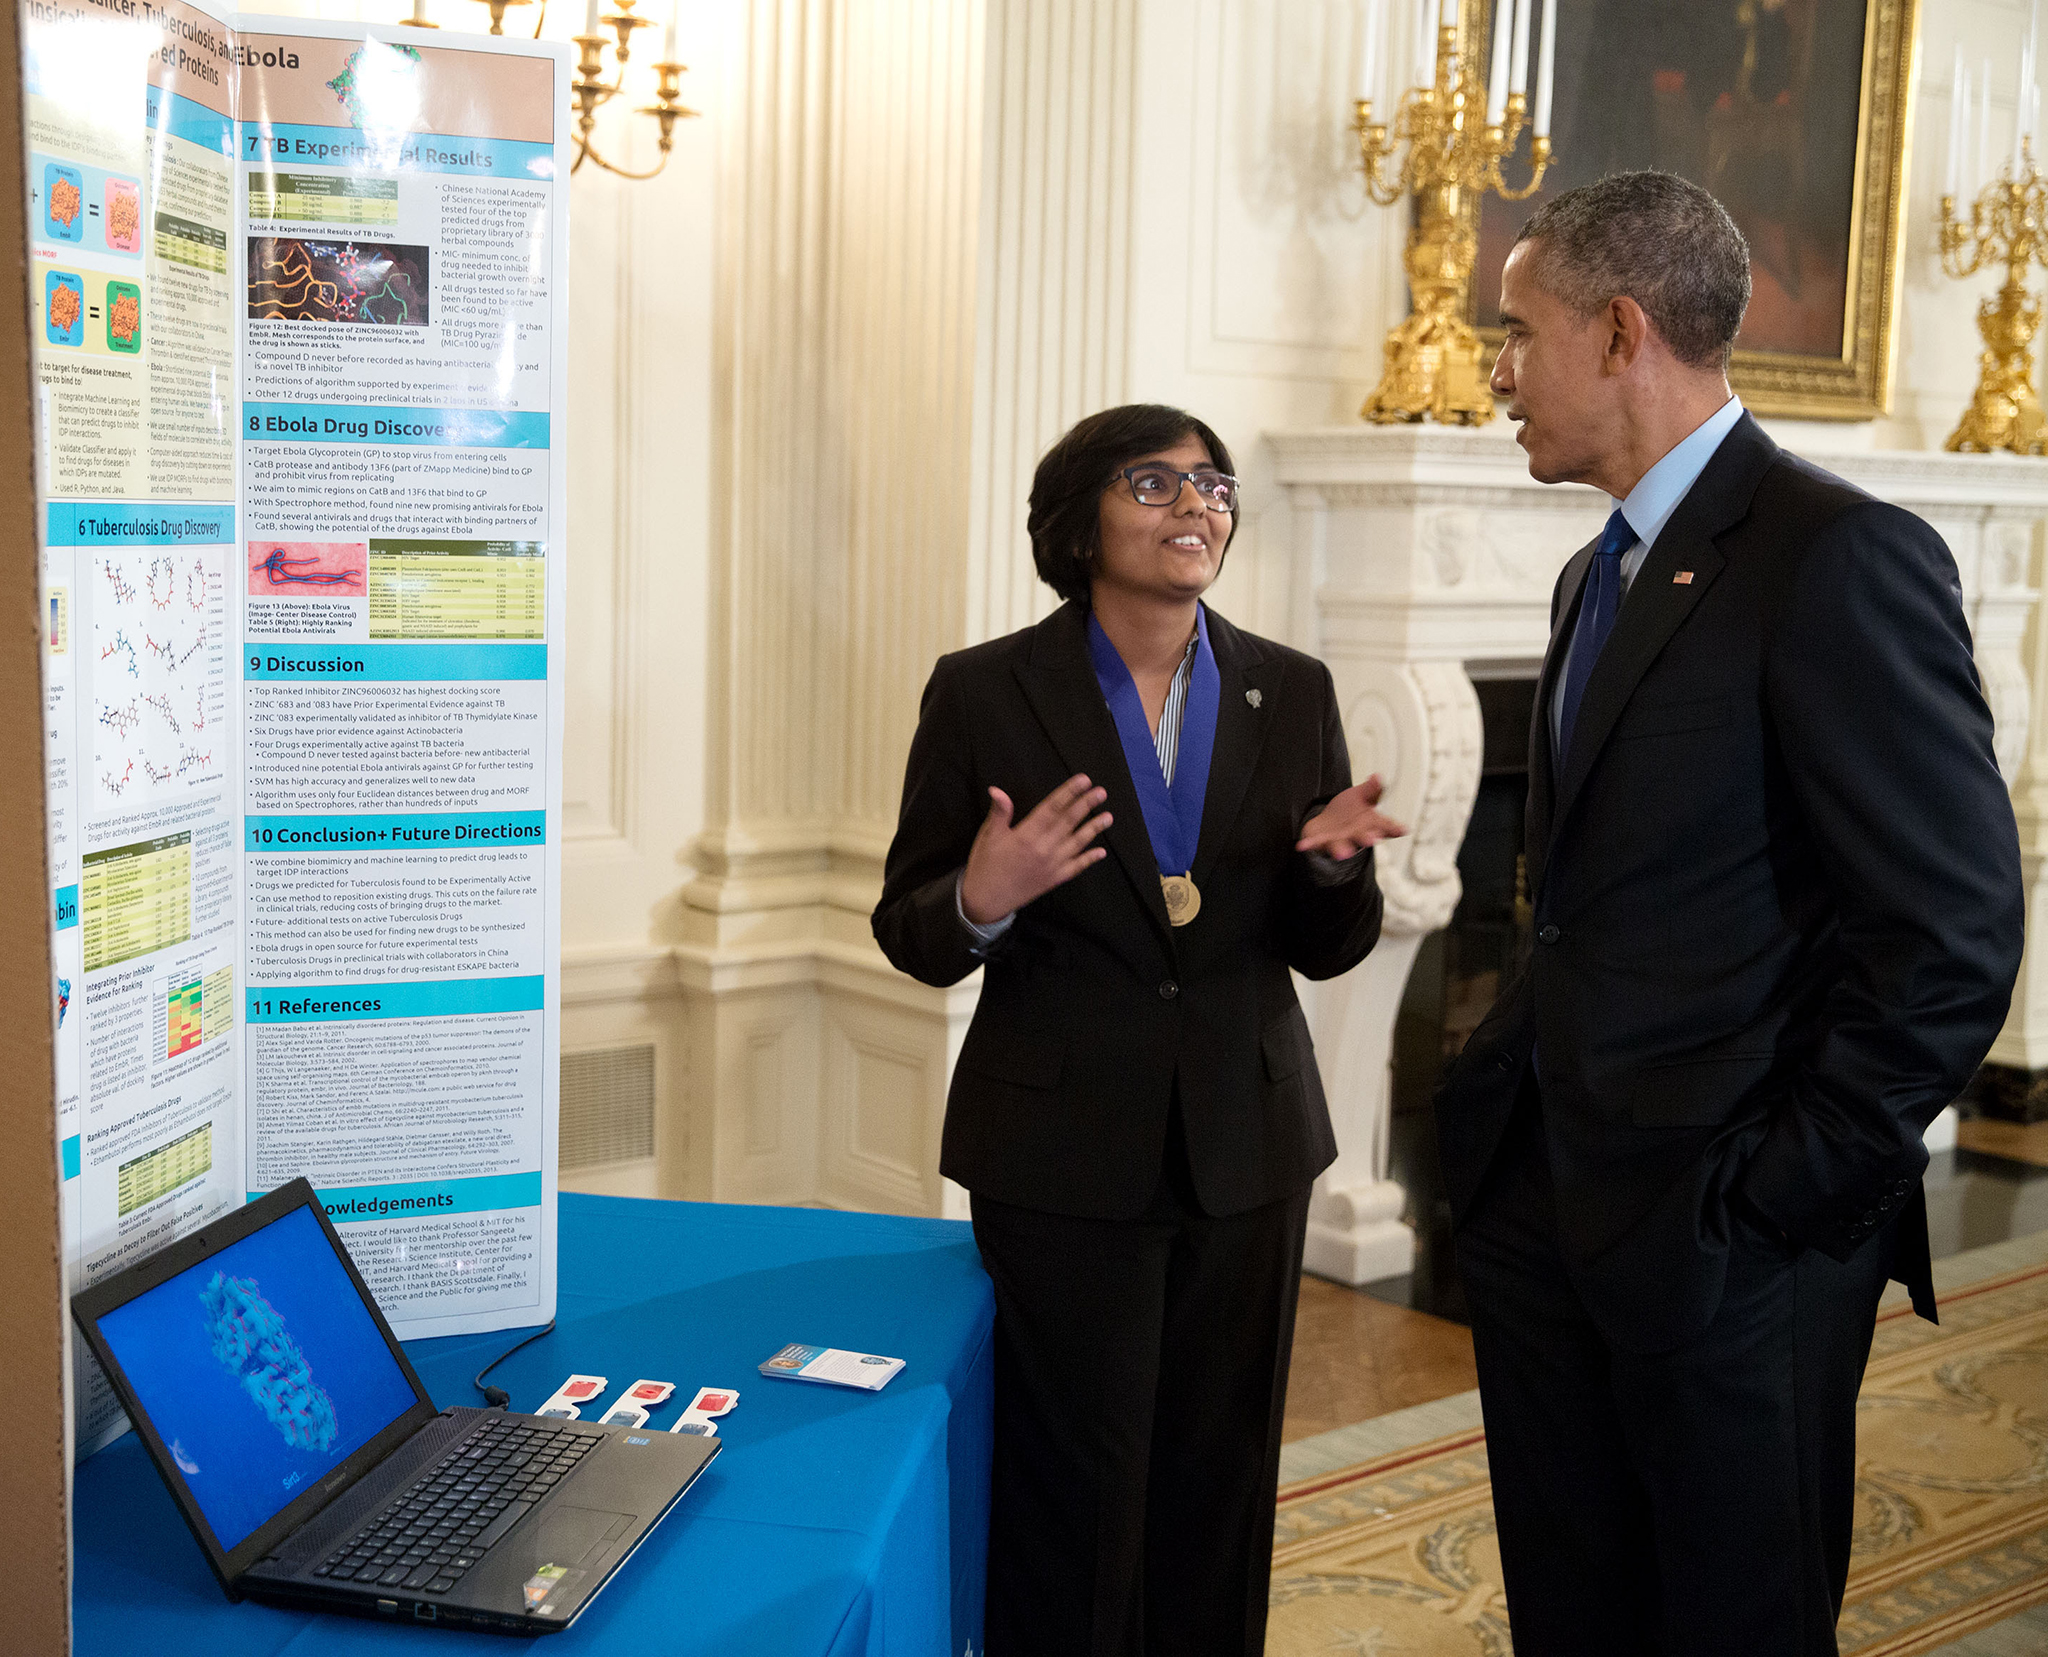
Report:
873,404,1401,1656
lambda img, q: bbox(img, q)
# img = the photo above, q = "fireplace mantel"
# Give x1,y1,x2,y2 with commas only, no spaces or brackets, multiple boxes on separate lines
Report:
1267,424,2048,1284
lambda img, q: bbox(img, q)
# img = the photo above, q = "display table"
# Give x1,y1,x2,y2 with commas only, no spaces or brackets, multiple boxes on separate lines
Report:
73,1196,995,1656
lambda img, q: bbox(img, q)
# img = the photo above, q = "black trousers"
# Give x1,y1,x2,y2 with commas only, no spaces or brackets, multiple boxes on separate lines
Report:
1457,1092,1895,1656
969,1111,1311,1657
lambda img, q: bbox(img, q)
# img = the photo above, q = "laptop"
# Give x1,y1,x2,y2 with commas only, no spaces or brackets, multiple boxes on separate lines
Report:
72,1177,718,1633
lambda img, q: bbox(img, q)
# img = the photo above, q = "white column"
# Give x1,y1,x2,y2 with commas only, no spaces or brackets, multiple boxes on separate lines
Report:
966,0,1141,644
674,0,990,1212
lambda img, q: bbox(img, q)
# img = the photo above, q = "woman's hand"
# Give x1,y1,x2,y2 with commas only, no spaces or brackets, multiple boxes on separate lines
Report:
1296,774,1407,860
960,774,1113,924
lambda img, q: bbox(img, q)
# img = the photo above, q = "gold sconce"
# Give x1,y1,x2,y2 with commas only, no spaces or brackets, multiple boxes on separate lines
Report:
1352,0,1557,426
401,0,698,181
1939,43,2047,454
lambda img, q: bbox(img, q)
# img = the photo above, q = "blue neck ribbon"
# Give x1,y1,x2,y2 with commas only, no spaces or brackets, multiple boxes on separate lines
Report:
1086,606,1221,876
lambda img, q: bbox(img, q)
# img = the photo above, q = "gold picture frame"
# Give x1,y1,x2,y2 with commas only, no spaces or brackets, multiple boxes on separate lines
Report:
1469,0,1918,421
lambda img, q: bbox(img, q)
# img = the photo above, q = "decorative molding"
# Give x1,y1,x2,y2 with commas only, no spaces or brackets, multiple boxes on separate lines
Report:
562,942,682,1007
745,1027,785,1157
822,1012,935,1214
1183,0,1395,380
1360,663,1484,938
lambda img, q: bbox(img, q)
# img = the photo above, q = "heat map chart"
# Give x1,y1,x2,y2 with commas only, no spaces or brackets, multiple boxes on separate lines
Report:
92,546,229,808
246,237,430,325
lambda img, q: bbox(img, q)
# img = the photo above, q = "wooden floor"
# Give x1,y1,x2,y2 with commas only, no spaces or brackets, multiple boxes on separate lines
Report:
1957,1116,2048,1169
1280,1275,1478,1443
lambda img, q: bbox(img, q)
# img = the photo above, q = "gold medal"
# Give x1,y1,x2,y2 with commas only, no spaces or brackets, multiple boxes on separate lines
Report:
1161,872,1201,927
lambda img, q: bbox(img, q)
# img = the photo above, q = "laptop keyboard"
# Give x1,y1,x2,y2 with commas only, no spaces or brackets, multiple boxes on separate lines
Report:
312,1415,599,1595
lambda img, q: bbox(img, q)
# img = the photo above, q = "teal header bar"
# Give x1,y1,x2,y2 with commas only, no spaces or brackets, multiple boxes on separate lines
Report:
245,123,556,182
62,1135,79,1181
243,642,546,682
251,1171,544,1223
151,89,235,157
243,402,550,449
246,812,545,853
246,976,544,1023
47,503,234,546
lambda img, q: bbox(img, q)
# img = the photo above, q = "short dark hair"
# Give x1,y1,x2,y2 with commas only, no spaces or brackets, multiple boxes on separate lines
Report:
1513,171,1751,370
1027,404,1238,605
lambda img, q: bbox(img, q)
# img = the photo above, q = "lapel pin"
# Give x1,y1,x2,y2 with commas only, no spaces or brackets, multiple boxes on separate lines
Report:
1673,571,1695,585
1246,688,1262,708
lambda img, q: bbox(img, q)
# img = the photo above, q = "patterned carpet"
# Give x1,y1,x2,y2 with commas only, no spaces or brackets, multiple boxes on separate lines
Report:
1267,1238,2048,1656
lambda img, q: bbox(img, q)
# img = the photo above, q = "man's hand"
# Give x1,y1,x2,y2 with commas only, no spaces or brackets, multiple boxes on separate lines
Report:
1296,774,1408,860
960,774,1114,924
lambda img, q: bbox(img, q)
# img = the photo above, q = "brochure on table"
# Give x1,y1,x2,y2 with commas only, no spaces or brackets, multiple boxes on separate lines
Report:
27,0,571,1455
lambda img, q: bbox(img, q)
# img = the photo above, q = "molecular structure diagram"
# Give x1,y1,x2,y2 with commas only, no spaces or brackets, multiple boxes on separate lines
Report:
201,1271,339,1454
99,699,142,740
147,553,177,610
99,633,139,679
144,747,213,785
142,622,208,672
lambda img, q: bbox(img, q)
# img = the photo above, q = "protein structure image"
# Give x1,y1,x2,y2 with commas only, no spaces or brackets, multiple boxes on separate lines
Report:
247,237,429,326
201,1271,340,1454
253,546,364,589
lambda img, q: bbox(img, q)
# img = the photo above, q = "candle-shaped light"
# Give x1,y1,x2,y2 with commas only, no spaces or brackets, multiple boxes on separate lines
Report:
1532,0,1557,138
1978,56,1992,188
1947,47,1964,198
1485,0,1511,124
584,0,601,35
1508,0,1531,96
662,1,678,61
411,0,428,21
1415,0,1439,87
1360,0,1382,105
2014,36,2034,170
2027,14,2041,170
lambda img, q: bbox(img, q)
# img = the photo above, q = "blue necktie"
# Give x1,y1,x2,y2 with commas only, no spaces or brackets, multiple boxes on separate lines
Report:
1556,509,1634,760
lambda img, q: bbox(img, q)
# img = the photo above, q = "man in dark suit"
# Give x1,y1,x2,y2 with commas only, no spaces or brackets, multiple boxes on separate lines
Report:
1435,171,2025,1655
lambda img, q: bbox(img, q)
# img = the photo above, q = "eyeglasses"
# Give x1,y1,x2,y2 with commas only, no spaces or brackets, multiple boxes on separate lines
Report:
1118,465,1239,512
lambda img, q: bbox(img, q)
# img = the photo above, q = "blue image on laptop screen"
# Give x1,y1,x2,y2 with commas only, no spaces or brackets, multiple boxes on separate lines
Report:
95,1204,422,1551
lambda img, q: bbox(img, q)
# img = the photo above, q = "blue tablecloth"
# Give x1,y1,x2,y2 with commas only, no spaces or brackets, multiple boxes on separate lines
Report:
74,1195,995,1656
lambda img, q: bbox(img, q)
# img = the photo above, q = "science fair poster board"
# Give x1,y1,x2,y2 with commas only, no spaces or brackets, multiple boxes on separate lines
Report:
27,0,571,1454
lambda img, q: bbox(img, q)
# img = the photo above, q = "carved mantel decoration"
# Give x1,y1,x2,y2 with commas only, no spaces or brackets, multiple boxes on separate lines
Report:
1268,424,2046,1285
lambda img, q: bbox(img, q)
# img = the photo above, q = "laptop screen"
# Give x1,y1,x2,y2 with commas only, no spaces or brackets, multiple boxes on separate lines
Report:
95,1202,423,1551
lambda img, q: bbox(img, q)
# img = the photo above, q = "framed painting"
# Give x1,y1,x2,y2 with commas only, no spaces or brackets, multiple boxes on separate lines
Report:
1469,0,1919,420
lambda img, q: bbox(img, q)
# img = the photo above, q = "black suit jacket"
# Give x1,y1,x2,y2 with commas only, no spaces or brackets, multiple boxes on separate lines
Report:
872,600,1383,1220
1435,415,2024,1351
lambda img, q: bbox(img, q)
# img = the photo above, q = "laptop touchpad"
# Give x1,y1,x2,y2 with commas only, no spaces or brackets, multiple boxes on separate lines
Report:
525,1506,636,1567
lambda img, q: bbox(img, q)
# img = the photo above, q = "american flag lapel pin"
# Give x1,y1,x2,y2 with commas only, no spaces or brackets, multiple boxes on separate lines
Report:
1673,571,1695,585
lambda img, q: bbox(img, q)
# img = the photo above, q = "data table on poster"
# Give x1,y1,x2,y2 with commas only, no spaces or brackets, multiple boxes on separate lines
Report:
80,834,192,973
244,173,399,227
116,1123,213,1217
154,213,229,273
368,541,546,640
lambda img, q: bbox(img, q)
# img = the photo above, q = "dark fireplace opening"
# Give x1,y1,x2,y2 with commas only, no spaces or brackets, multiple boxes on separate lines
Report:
1383,672,1537,1323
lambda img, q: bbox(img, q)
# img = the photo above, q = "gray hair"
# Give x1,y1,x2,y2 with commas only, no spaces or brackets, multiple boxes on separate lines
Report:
1512,171,1751,371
